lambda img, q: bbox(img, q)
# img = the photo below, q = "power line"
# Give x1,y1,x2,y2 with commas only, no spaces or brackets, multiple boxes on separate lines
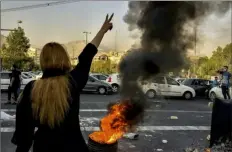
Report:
1,0,80,13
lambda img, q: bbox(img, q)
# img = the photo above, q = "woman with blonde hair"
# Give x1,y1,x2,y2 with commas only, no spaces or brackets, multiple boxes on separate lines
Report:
11,14,114,152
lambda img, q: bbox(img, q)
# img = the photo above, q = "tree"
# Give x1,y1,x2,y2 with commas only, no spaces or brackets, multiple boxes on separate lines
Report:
1,27,31,69
90,59,118,74
191,43,232,78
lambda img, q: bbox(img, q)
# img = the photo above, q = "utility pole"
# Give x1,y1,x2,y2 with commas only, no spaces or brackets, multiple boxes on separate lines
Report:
193,22,197,77
115,30,117,52
83,31,91,45
72,46,75,65
17,20,22,28
230,2,232,72
0,0,2,117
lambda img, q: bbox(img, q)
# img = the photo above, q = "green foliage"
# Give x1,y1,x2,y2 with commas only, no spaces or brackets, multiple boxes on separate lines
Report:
90,59,118,74
190,43,232,78
1,27,33,70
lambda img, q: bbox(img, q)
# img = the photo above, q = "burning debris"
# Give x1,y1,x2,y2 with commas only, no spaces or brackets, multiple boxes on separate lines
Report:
89,99,144,145
123,133,139,140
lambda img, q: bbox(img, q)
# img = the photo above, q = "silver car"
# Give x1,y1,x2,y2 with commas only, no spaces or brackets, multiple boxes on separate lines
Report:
82,75,113,95
90,73,108,82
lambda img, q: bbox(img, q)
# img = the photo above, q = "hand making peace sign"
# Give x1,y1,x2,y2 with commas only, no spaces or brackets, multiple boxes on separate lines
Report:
100,13,114,33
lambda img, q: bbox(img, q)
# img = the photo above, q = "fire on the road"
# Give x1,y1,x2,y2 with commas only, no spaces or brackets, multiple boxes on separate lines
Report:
89,100,134,144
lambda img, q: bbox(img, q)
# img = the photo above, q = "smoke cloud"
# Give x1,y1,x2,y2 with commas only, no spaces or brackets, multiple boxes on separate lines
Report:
119,1,231,105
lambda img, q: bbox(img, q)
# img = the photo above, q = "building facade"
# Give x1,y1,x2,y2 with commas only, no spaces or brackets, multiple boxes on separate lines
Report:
27,47,41,64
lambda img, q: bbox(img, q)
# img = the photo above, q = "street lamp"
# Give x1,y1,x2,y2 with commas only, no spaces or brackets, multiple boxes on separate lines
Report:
83,31,91,45
17,20,22,27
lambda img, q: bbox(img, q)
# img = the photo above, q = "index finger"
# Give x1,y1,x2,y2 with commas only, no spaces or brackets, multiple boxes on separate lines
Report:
105,14,109,22
108,13,114,22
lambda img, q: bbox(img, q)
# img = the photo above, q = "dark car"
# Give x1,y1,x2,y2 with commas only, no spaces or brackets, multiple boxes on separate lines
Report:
182,78,212,98
82,75,113,95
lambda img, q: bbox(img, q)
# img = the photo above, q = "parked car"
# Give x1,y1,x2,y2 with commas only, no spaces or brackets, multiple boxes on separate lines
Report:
209,86,232,101
142,76,196,100
90,73,108,82
106,73,121,93
0,71,35,90
82,75,113,95
28,71,42,79
182,78,212,98
22,72,37,79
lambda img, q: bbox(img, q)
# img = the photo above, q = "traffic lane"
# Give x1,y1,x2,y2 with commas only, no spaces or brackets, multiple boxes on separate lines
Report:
1,110,211,127
1,133,16,152
83,130,210,152
78,100,211,112
0,92,120,103
78,111,211,126
1,131,210,152
1,94,211,111
0,98,211,112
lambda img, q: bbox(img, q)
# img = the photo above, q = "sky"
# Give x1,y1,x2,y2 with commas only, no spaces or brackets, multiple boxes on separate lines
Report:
1,1,231,56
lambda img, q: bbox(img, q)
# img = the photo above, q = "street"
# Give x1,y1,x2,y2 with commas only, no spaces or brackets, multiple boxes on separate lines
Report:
1,92,212,152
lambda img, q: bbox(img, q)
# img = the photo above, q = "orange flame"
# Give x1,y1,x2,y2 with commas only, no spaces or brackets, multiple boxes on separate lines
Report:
204,148,211,152
89,101,132,144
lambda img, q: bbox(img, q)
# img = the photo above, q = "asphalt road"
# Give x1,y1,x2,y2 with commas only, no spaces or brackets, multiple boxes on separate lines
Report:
1,92,212,152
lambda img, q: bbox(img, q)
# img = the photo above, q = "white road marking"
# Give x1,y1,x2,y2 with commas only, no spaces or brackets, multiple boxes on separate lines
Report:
1,126,210,132
1,109,212,113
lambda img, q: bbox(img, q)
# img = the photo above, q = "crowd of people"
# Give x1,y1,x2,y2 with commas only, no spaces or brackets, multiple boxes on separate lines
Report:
212,65,231,100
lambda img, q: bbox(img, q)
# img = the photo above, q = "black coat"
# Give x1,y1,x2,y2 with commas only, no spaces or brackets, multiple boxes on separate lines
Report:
11,43,98,152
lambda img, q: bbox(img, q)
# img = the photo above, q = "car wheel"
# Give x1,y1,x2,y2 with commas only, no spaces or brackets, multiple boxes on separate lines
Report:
146,90,156,99
209,92,216,102
112,84,119,93
183,92,192,100
98,87,106,95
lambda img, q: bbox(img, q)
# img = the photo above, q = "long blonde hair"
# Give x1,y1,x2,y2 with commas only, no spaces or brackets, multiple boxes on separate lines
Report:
31,42,72,128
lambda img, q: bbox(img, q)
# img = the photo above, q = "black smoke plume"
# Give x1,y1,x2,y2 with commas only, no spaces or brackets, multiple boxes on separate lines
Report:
117,1,231,122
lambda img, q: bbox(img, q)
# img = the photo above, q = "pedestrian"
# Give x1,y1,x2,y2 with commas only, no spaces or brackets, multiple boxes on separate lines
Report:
217,66,231,100
11,14,114,152
5,64,21,105
212,76,219,87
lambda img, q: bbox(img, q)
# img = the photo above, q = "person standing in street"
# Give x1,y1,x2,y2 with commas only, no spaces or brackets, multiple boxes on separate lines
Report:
212,76,219,87
5,64,21,105
218,66,231,100
11,14,114,152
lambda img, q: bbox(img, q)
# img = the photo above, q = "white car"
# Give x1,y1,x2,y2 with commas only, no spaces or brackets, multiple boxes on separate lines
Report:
22,72,37,79
106,73,121,93
0,71,35,90
28,71,42,79
142,76,196,100
209,86,232,101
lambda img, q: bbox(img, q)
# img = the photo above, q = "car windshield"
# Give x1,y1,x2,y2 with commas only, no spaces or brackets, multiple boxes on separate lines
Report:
182,79,192,85
22,73,33,79
28,72,36,77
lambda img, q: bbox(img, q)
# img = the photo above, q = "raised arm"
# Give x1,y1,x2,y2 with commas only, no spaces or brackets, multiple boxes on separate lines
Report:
70,13,114,91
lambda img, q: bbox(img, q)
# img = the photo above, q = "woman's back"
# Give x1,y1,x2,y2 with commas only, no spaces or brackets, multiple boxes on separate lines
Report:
12,43,98,152
11,14,114,152
32,77,87,152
